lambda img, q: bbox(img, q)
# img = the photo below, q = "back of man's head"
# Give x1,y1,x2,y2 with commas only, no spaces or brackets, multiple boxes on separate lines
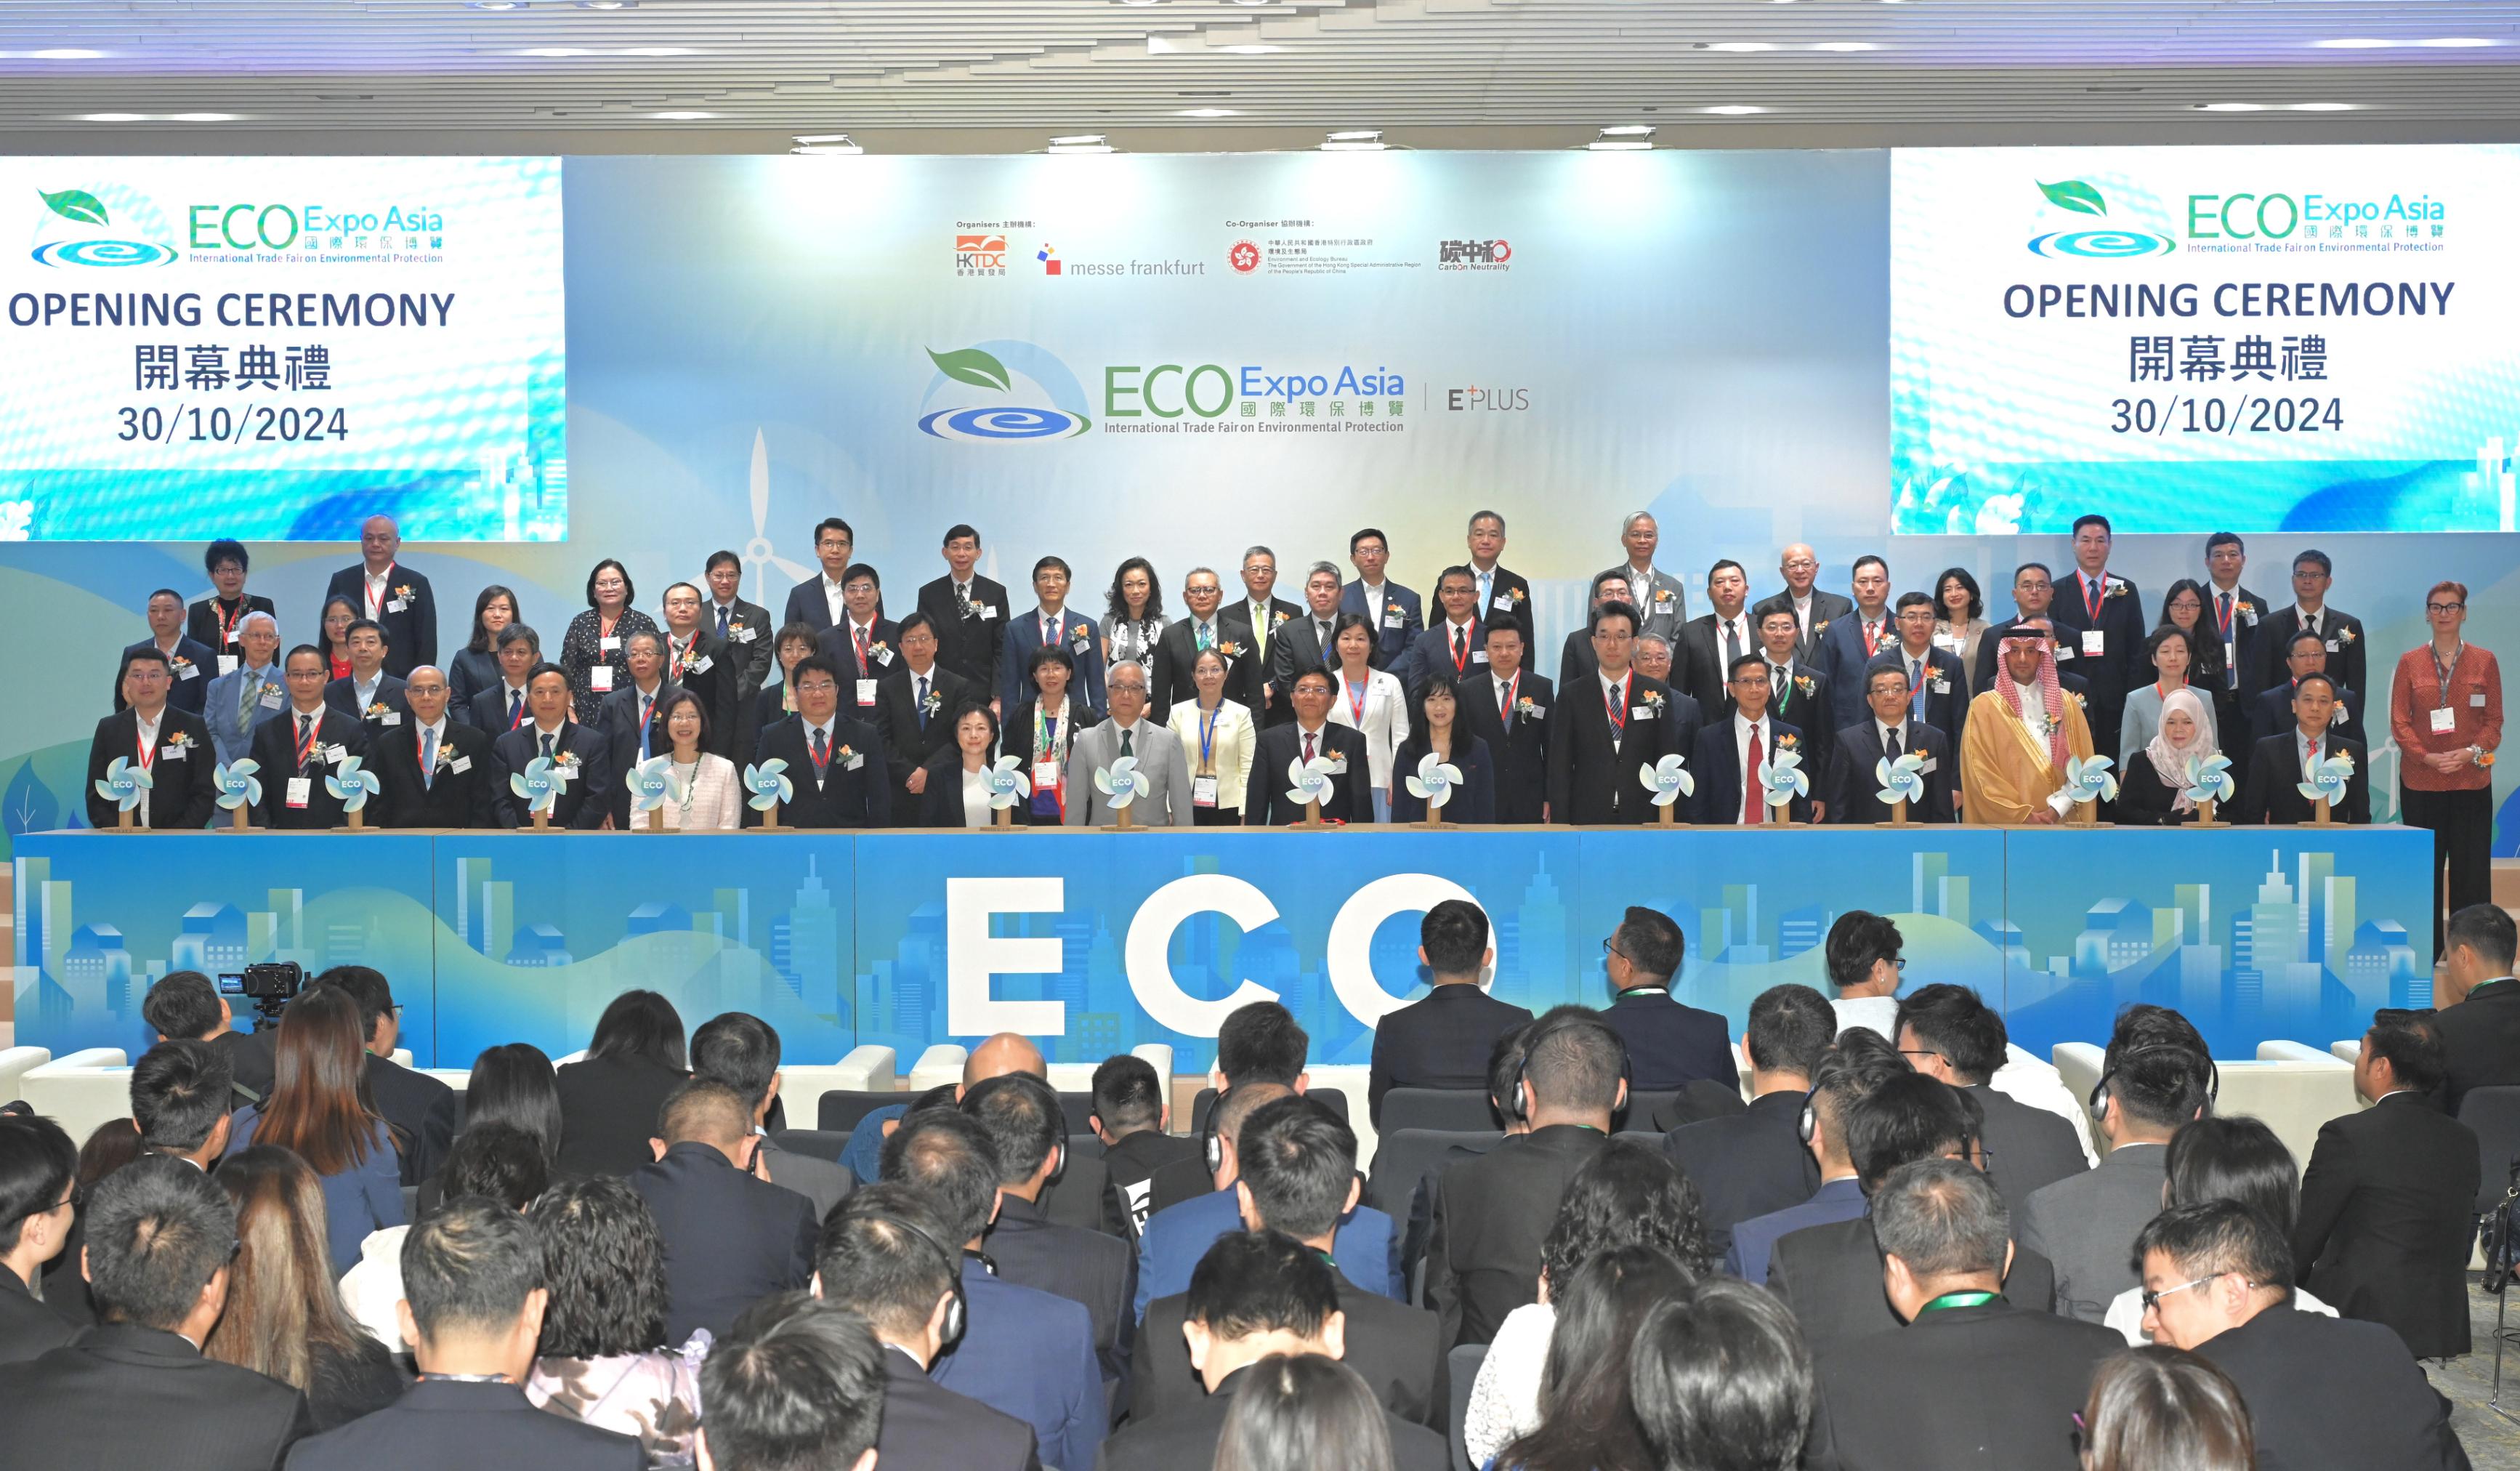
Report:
443,1121,551,1211
84,1153,237,1331
961,1072,1062,1188
2449,901,2519,975
140,970,224,1042
1487,1017,1535,1121
1090,1054,1164,1138
1523,1007,1629,1118
1235,1097,1358,1240
1217,1001,1309,1087
1213,1081,1295,1167
658,1076,754,1152
690,1012,782,1115
1893,984,2008,1086
1823,911,1901,990
1871,1158,2008,1279
702,1293,886,1471
1745,984,1836,1080
2133,1199,2292,1296
2103,1006,2215,1132
131,1039,234,1154
961,1032,1046,1089
2366,1010,2450,1095
815,1184,959,1346
315,964,393,1044
402,1196,545,1348
1186,1228,1339,1342
1808,1031,1910,1149
879,1108,1001,1244
1616,906,1685,983
1420,899,1491,978
1846,1073,1971,1190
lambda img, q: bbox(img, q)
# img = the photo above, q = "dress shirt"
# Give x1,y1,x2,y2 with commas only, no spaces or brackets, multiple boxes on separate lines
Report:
2210,584,2245,685
1715,613,1753,667
1245,600,1275,653
961,764,994,826
416,719,448,787
711,598,741,636
1439,618,1481,671
821,576,847,627
2301,730,2325,770
133,708,161,823
1111,717,1145,754
352,672,382,711
529,720,568,760
1361,580,1392,623
1875,719,1907,762
1627,563,1657,597
363,566,390,615
1734,712,1774,821
1493,670,1527,727
496,681,528,728
1294,721,1330,764
2295,604,2324,637
802,717,837,762
629,682,666,759
846,617,879,661
1790,592,1814,640
1474,566,1498,611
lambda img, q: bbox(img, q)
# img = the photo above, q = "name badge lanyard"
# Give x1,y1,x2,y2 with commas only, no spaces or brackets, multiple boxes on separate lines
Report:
1604,676,1628,743
134,725,158,775
1034,702,1067,818
216,598,245,648
296,715,322,773
2434,643,2464,711
1498,670,1520,728
2083,575,2106,625
1345,677,1370,728
1198,705,1219,776
366,564,393,619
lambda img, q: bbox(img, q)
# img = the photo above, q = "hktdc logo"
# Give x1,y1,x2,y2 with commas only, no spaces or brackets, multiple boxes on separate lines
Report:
956,233,1007,275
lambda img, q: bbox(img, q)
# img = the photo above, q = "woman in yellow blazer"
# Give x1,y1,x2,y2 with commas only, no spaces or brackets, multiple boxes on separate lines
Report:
1167,648,1257,826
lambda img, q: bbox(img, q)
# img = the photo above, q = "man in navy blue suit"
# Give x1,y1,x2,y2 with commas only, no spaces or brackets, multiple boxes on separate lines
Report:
488,664,612,829
1866,592,1969,747
114,588,220,717
1829,664,1958,825
1398,565,1487,696
1341,528,1423,669
1724,1032,1907,1284
2048,514,2149,762
780,516,855,637
1690,655,1814,824
1597,906,1739,1093
1812,555,1897,733
998,555,1107,714
320,515,437,678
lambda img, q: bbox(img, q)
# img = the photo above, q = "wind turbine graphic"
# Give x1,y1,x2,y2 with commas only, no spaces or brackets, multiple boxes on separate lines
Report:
742,428,816,608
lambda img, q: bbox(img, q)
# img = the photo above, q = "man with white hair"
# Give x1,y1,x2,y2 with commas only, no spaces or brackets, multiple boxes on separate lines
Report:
202,610,288,765
1959,624,2096,823
1064,660,1196,826
1607,512,1687,637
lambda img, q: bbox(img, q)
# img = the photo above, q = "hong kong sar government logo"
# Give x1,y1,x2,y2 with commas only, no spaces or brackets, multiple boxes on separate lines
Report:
1229,241,1261,274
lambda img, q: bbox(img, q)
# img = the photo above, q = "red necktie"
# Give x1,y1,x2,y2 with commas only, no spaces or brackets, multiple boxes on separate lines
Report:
1743,724,1764,825
1302,731,1316,763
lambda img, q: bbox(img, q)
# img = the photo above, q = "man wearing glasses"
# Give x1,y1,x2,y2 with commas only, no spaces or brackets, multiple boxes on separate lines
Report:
1596,906,1737,1095
1890,985,2086,1224
1546,599,1694,825
1063,662,1195,828
749,654,890,828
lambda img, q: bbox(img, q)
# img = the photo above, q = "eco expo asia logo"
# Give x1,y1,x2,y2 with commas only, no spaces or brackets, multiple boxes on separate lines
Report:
2024,179,2178,260
28,185,180,266
918,342,1094,440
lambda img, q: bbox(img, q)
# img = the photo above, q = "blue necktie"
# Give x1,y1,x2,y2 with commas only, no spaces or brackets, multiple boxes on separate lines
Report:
421,728,437,791
716,603,730,639
916,676,930,730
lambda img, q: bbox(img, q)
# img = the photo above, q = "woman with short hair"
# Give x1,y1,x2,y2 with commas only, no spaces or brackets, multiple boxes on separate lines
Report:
527,1175,704,1467
2391,579,2503,951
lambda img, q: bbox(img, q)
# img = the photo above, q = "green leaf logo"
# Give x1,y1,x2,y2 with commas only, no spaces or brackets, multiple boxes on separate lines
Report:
38,188,108,226
926,346,1012,393
2036,180,2107,217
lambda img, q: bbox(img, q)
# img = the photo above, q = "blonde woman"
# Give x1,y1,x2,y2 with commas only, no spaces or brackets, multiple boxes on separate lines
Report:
1167,647,1257,826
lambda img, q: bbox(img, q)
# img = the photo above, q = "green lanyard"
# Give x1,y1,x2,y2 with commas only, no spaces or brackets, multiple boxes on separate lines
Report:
1918,1290,1998,1315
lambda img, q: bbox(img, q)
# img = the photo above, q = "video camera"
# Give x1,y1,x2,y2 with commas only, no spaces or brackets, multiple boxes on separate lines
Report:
215,961,305,1031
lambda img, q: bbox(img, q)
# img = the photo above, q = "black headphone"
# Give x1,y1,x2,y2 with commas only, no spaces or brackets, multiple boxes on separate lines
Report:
2087,1044,2221,1124
865,1208,969,1352
1508,1011,1633,1124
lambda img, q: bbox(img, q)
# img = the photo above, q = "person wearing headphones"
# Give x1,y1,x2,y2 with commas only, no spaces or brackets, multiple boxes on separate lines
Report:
1724,1028,1909,1286
2021,1004,2216,1325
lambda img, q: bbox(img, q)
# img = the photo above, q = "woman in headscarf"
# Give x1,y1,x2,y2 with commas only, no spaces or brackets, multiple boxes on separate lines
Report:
2120,686,2220,825
1957,624,2097,823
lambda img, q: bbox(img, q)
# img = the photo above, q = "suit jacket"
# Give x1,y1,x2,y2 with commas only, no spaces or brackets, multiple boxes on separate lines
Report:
1867,645,1970,742
756,1133,854,1222
554,1053,689,1177
2252,680,2362,746
2197,1305,2471,1471
466,680,535,738
876,663,977,809
366,1051,459,1188
1096,1361,1447,1471
748,714,891,827
1665,1090,1821,1260
2292,1092,2481,1358
817,615,905,720
656,630,743,759
1341,579,1425,666
1398,619,1491,698
1811,613,1899,732
0,1323,309,1471
2236,731,2370,826
626,1140,818,1344
879,1346,1041,1471
86,706,217,829
1725,1175,1867,1286
1967,1083,2088,1226
323,563,437,676
1545,672,1691,825
1806,1299,2125,1471
780,575,844,636
597,681,684,826
1001,608,1108,714
1243,721,1372,824
1426,1124,1608,1347
187,592,278,653
1750,587,1855,663
1232,597,1306,725
932,1257,1107,1471
1064,719,1198,827
705,595,778,696
1556,624,1602,696
2436,978,2520,1115
915,573,1014,695
1828,720,1955,824
116,635,222,716
1457,668,1551,823
988,1193,1138,1398
1600,988,1739,1094
1135,1186,1400,1317
488,721,612,830
371,720,494,829
2201,581,2271,699
2019,1140,2166,1323
249,705,373,830
2253,605,2370,701
1769,1213,2056,1360
1269,611,1346,710
203,661,291,766
284,1377,640,1471
1608,565,1689,640
1148,613,1262,724
1137,1268,1443,1429
1679,610,1762,714
2048,571,2148,733
323,672,410,730
1368,984,1534,1124
0,1266,77,1366
1687,714,1815,825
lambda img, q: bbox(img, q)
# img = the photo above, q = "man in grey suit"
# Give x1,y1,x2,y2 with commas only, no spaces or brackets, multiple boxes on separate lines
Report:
1893,985,2086,1224
2019,1005,2215,1323
691,1012,854,1222
1065,660,1196,827
1604,511,1687,640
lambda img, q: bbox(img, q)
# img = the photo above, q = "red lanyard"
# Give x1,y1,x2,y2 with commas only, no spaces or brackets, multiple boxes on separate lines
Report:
1450,624,1471,674
2213,589,2237,639
215,599,243,647
134,723,158,772
1498,670,1520,717
296,714,321,767
366,565,392,618
1345,678,1369,725
2083,573,2106,623
1862,620,1881,658
1605,675,1628,733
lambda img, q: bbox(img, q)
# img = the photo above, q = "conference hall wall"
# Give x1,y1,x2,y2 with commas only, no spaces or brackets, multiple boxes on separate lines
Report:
4,145,2510,1063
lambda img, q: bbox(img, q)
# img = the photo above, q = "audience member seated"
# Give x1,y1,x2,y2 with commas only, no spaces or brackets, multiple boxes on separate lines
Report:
1142,1001,1319,1215
880,1108,1105,1470
1099,1231,1445,1471
414,1042,564,1216
2431,901,2520,1113
2077,1345,2257,1471
810,1185,1042,1471
326,966,458,1188
45,1115,149,1316
695,1292,887,1471
2293,1009,2479,1359
1367,898,1533,1125
1806,1159,2122,1471
206,1147,404,1430
1630,1278,1817,1471
838,1032,1113,1237
1143,1095,1442,1428
557,990,690,1177
1212,1353,1416,1471
1725,1029,1907,1284
525,1174,705,1462
1894,983,2086,1222
2136,1200,2468,1471
961,1072,1137,1399
54,1038,246,1328
344,1123,549,1357
2234,672,2370,824
142,969,275,1105
225,984,404,1275
1399,1020,1535,1291
1823,909,1905,1038
1491,1244,1695,1471
1089,1054,1202,1239
690,1011,854,1221
288,1197,645,1471
1665,983,1830,1260
2101,1116,2335,1344
628,1078,819,1344
1426,1006,1629,1348
1594,906,1739,1095
0,1113,79,1364
2021,1004,2213,1323
0,1155,311,1469
1464,1140,1713,1464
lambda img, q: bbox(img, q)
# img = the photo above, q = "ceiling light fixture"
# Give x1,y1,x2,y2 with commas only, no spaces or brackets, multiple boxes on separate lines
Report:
27,48,107,60
1322,129,1385,151
79,112,146,121
651,110,716,120
2288,101,2359,110
1588,126,1655,150
1705,41,1777,51
791,134,863,154
1703,105,1769,115
1178,107,1240,118
621,46,698,55
2416,36,2496,46
1811,41,1878,50
2195,102,2267,111
1217,44,1284,55
467,1,525,9
1049,134,1114,153
168,113,240,122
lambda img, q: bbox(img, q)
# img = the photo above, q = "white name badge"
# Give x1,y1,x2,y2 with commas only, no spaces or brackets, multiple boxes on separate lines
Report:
217,654,240,677
1920,757,1939,774
2474,693,2490,708
2056,645,2077,661
387,598,408,614
1471,650,1490,665
734,626,758,643
589,666,615,693
2431,707,2459,733
259,685,285,709
549,762,574,786
599,634,621,652
1384,612,1405,629
176,662,200,681
1071,634,1091,655
2081,631,2105,656
1491,595,1517,613
1524,704,1546,719
844,751,865,770
377,712,403,728
2242,609,2260,626
1192,775,1219,807
1932,632,1963,651
1033,759,1059,790
1932,679,1951,694
286,777,312,808
875,648,894,667
161,744,187,761
1631,704,1657,720
690,655,714,673
2325,638,2341,653
225,628,243,646
449,755,473,774
856,679,879,706
977,605,998,620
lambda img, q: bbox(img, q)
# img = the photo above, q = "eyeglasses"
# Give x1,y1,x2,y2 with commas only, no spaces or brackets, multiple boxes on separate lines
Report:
1109,682,1149,695
1601,938,1628,961
2138,1272,2226,1313
793,680,837,695
1897,1048,1942,1063
2428,602,2466,614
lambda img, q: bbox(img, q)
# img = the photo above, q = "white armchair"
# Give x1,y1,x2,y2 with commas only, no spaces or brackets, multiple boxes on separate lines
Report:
21,1049,132,1148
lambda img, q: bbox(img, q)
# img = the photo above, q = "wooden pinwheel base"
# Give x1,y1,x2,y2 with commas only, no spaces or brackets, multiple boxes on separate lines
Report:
993,807,1015,829
115,810,137,831
644,810,667,833
530,811,553,831
1289,799,1328,830
1873,798,1911,828
1115,807,1136,831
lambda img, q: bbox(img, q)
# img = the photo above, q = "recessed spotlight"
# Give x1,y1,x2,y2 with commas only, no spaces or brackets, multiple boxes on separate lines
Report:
1178,107,1240,118
621,46,699,55
1322,129,1384,151
2195,102,2267,111
516,47,594,55
2416,36,2497,47
1217,44,1284,55
1114,0,1168,6
168,113,240,122
651,110,716,120
79,112,147,122
28,49,106,60
1703,105,1769,116
2288,102,2359,110
1811,41,1878,51
1049,134,1113,153
577,1,635,7
1705,41,1777,51
467,1,526,9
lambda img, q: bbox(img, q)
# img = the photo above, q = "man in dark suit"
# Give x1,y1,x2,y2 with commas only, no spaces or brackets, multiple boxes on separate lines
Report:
596,633,683,827
1894,985,2086,1222
372,665,493,828
87,647,217,830
2235,673,2370,824
876,611,977,818
1398,565,1488,697
1138,1097,1442,1429
1971,563,2059,690
1091,1055,1202,1240
1426,1008,1625,1347
627,1079,819,1344
1689,654,1814,824
2141,1200,2469,1471
690,1012,855,1222
695,1294,886,1471
1750,542,1854,663
1679,560,1759,714
488,664,612,829
998,555,1107,714
0,1114,79,1365
1808,555,1897,733
2250,628,2364,745
1754,606,1834,778
2434,903,2520,1113
914,523,1014,703
1668,983,1830,1259
748,654,891,828
1547,600,1693,825
0,1156,310,1470
2250,547,2368,698
1229,546,1305,727
1268,563,1348,711
816,563,903,723
322,514,436,677
1460,511,1534,652
2202,532,2271,708
1869,592,1971,743
1341,527,1423,669
1828,664,1957,824
1150,566,1262,722
780,515,855,636
1244,668,1372,823
290,1196,642,1470
1724,1031,1907,1283
1457,618,1551,823
1597,906,1737,1092
1554,569,1639,693
657,581,742,760
1806,1161,2124,1471
465,624,542,735
115,587,221,716
2294,1012,2481,1359
1370,900,1534,1124
703,549,778,725
323,618,411,730
251,645,373,830
963,1073,1138,1401
2047,515,2148,762
328,966,459,1188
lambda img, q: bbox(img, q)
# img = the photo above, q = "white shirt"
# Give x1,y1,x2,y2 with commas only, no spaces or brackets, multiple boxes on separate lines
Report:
364,565,391,614
1361,579,1389,622
2294,603,2325,634
821,575,847,626
1791,591,1814,639
1733,712,1774,791
1596,669,1634,742
1714,612,1753,663
846,617,878,657
528,719,568,758
1874,719,1907,756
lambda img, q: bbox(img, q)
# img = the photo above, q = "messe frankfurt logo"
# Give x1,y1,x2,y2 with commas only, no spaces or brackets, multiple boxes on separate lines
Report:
1038,243,1062,275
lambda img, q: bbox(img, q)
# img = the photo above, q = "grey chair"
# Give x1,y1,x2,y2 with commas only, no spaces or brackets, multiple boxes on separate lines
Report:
772,1129,851,1164
817,1088,906,1131
1447,1342,1487,1471
2458,1085,2520,1417
1382,1088,1502,1135
1057,1090,1099,1135
1612,1129,1664,1150
1363,1128,1505,1219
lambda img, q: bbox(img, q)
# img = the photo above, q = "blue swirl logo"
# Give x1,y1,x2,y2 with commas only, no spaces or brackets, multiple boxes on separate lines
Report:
918,406,1089,440
2026,230,2176,260
918,342,1094,443
31,237,177,267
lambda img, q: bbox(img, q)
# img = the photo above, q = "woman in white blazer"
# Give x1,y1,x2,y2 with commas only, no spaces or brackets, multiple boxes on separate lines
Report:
1166,648,1258,826
650,689,740,830
1325,613,1410,821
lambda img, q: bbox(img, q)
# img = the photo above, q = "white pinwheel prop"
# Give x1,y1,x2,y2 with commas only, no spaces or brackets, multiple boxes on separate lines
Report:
1874,751,1928,807
2181,753,2237,807
1406,751,1465,810
742,758,795,812
324,755,383,812
2064,753,2119,805
1637,753,1694,808
1094,754,1147,810
93,756,152,812
2296,749,2356,805
629,755,677,815
982,755,1033,810
1756,747,1809,811
212,758,262,810
1284,755,1338,809
509,755,563,816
